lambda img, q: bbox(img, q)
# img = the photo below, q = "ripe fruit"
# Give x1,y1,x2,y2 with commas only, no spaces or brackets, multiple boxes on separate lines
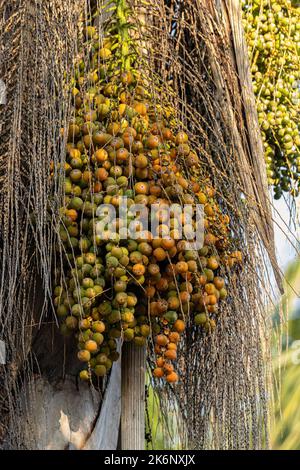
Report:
164,363,174,374
95,168,108,181
78,350,91,362
155,334,169,347
173,320,185,333
66,209,78,221
134,182,149,194
85,340,98,353
176,261,189,275
156,357,165,367
165,349,177,360
153,247,167,262
146,135,160,149
207,257,219,270
54,0,241,384
205,283,215,295
169,332,180,343
79,370,90,381
153,367,164,378
175,132,188,145
92,320,105,333
132,264,146,277
214,276,225,290
95,149,108,163
166,371,179,383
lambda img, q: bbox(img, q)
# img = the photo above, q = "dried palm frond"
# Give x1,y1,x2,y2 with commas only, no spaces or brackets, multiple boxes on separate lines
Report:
0,0,83,447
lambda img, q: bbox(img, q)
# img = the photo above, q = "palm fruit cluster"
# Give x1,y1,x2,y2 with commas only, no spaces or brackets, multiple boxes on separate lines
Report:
242,0,300,199
52,0,242,383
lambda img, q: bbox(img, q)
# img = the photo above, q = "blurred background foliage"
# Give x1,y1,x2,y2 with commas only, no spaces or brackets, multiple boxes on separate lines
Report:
146,379,181,450
272,256,300,450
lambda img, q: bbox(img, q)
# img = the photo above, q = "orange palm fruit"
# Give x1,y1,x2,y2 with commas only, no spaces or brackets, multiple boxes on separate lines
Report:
173,319,185,333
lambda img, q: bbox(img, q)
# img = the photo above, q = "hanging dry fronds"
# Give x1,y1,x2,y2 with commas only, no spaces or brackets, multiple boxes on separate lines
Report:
0,0,83,447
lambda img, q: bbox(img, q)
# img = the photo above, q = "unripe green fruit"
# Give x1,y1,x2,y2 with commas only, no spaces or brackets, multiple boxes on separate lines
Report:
65,316,78,330
164,311,178,323
219,288,228,300
134,336,146,347
96,353,108,365
106,256,119,268
94,365,107,377
124,328,135,341
92,333,104,345
110,351,120,362
140,324,150,337
71,304,83,316
194,313,207,326
57,304,68,317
